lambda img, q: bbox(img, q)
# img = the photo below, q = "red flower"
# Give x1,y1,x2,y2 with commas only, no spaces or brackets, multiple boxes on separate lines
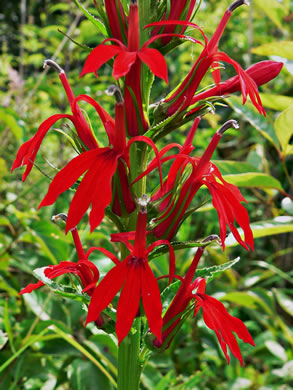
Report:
104,0,127,42
187,61,283,116
85,199,175,344
148,0,265,117
154,246,255,365
11,60,103,181
151,0,197,45
134,120,254,250
19,224,99,297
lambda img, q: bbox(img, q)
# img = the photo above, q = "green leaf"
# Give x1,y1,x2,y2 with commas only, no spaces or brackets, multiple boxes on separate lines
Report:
259,93,293,111
227,96,280,150
273,289,293,317
75,0,107,36
0,330,8,351
196,257,240,282
0,108,23,140
265,340,288,362
254,0,287,30
149,236,220,260
225,216,293,247
274,104,293,157
252,41,293,60
212,160,259,175
32,267,91,304
223,172,284,191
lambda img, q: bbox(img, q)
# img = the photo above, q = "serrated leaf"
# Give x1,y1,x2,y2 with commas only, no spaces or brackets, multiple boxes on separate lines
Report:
196,257,240,282
223,172,284,191
33,267,90,304
75,0,107,36
252,41,293,60
274,104,293,157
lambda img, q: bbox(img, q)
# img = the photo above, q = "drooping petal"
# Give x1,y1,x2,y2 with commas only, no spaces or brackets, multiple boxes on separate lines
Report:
146,239,175,284
19,281,44,294
196,293,255,365
113,51,137,79
86,247,120,265
138,48,168,83
141,260,162,342
38,148,101,209
86,257,128,325
11,114,74,181
80,44,123,77
116,261,141,344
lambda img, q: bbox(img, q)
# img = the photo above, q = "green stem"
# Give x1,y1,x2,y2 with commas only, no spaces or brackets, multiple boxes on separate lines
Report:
117,317,142,390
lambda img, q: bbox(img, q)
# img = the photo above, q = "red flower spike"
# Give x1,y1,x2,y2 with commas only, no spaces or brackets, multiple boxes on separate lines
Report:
86,198,174,344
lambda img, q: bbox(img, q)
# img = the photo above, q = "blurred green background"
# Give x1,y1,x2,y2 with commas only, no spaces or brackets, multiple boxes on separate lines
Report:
1,0,293,389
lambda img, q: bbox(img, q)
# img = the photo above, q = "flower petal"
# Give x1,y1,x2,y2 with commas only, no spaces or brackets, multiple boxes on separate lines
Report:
80,44,123,77
116,262,141,344
141,261,163,342
86,258,128,325
19,281,44,295
11,114,74,181
39,148,101,209
138,48,168,83
113,51,137,79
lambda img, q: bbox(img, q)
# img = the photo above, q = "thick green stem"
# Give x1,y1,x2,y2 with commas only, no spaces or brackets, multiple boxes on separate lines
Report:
117,317,142,390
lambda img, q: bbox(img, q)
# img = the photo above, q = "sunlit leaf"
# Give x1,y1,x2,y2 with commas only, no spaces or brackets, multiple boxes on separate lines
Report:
252,41,293,60
274,104,293,157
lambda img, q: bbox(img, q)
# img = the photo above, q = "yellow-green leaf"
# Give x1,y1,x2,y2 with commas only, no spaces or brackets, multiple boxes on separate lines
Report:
223,172,284,191
274,104,293,157
252,41,293,60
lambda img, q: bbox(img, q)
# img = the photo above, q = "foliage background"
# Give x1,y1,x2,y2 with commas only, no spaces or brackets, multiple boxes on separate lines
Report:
0,0,293,389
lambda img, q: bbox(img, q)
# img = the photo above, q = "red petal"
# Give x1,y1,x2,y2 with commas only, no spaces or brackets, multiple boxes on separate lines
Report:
138,48,168,83
116,262,141,344
86,247,120,265
19,281,44,294
113,51,137,79
80,44,122,77
86,258,128,324
11,114,73,181
39,149,100,209
88,150,119,231
141,261,162,341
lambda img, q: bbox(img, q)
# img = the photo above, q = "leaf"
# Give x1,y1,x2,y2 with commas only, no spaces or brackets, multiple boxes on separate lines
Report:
160,258,240,311
274,104,293,157
272,361,293,379
252,41,293,60
259,93,293,111
75,0,107,36
254,0,287,30
265,340,288,362
0,108,23,140
149,236,220,260
225,216,293,247
32,266,91,304
223,172,284,191
213,160,259,175
273,289,293,317
0,330,8,351
227,96,280,150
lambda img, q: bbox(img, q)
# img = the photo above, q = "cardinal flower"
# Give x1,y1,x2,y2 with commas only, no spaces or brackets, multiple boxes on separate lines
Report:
38,86,163,232
134,120,253,250
19,220,99,297
154,245,255,365
11,60,103,181
187,60,283,117
85,196,175,344
148,0,265,117
104,0,127,42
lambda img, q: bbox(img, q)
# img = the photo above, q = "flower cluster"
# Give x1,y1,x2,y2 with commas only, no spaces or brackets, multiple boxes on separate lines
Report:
13,0,282,367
